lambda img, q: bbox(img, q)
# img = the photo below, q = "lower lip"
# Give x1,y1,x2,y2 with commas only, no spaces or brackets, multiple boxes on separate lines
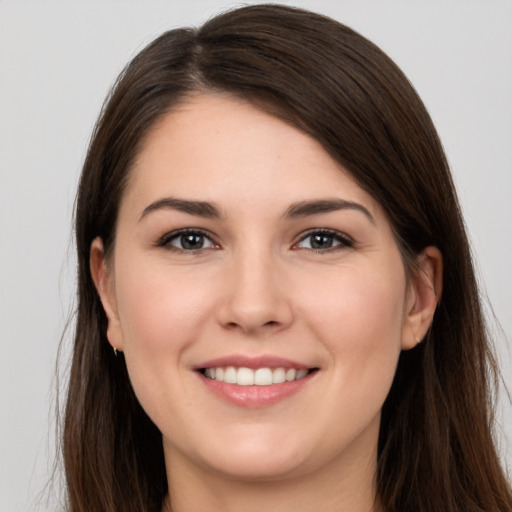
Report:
199,372,316,408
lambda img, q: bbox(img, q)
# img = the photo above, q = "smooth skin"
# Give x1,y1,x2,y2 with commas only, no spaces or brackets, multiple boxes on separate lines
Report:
91,93,442,512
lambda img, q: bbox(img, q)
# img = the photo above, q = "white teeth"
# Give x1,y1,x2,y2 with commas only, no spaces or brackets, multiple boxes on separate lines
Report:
254,368,273,385
272,367,286,384
204,366,311,385
224,366,237,384
296,369,308,379
237,367,254,386
285,368,296,381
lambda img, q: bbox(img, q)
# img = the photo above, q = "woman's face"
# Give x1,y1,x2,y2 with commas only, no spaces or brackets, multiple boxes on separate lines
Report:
92,93,435,483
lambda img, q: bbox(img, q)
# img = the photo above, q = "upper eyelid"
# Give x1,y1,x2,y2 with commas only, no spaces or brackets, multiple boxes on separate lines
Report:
295,228,354,243
155,227,353,248
157,228,218,247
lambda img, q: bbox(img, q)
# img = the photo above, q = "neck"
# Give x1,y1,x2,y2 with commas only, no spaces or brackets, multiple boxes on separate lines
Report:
163,436,381,512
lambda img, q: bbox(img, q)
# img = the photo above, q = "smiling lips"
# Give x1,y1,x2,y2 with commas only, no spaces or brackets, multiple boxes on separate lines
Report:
197,356,318,407
204,366,310,386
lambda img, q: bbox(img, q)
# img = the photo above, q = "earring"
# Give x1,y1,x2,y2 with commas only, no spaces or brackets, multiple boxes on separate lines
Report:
113,347,118,356
415,337,422,345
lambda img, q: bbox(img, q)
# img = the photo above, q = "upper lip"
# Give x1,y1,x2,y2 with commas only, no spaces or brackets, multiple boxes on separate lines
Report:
194,354,314,371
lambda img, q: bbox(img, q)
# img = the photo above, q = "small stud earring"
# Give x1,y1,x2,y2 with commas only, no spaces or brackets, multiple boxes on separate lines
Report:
113,347,118,356
415,337,422,345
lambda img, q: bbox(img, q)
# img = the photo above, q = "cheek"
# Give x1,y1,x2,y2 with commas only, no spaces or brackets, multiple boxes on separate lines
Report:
298,261,406,391
115,262,213,351
301,260,405,336
291,264,406,451
112,258,217,411
112,258,219,425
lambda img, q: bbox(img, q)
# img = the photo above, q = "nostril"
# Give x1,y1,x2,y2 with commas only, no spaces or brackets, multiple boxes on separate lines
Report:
216,295,293,334
225,319,280,330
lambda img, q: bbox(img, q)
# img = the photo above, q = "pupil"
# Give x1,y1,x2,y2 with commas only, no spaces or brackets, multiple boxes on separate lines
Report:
181,234,203,249
311,234,332,249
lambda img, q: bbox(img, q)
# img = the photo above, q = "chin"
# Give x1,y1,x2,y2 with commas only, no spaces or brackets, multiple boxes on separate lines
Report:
203,452,308,482
193,428,322,482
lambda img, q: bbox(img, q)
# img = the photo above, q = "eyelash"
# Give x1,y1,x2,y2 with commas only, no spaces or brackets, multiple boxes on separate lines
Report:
156,228,354,253
156,229,218,252
293,229,354,252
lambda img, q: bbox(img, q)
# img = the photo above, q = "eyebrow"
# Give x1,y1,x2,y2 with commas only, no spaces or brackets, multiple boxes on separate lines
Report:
284,199,375,225
139,196,375,225
139,197,222,221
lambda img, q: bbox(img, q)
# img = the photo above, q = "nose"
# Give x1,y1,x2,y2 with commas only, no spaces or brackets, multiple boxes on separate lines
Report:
216,247,293,336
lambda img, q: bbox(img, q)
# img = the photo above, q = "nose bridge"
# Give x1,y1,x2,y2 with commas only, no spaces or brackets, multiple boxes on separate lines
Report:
217,240,292,333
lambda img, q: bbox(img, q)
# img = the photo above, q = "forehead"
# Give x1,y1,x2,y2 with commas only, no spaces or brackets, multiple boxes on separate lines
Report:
121,93,381,221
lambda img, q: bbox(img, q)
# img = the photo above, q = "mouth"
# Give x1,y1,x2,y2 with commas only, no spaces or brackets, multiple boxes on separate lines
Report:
200,366,318,386
194,355,319,407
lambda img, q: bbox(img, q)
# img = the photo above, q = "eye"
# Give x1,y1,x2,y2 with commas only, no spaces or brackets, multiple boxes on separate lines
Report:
294,229,353,251
158,229,218,251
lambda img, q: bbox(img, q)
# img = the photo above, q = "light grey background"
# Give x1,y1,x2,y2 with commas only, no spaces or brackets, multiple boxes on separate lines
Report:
1,1,511,510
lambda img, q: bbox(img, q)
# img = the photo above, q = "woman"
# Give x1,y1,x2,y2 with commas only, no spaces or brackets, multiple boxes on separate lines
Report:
64,4,512,511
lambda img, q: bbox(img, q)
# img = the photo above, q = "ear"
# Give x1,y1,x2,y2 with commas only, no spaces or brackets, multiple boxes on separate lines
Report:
401,246,443,350
90,237,124,352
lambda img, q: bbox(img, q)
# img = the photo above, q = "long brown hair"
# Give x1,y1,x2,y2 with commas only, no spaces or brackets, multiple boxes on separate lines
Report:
64,4,512,511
